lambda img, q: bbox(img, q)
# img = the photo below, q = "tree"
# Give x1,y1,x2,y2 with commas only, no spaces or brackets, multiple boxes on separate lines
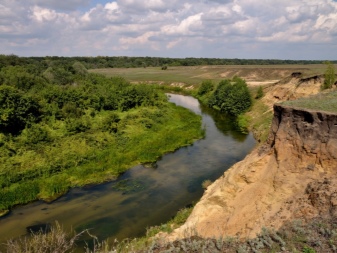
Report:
71,61,88,77
43,67,74,85
322,61,336,89
0,66,44,91
0,85,41,134
208,77,252,116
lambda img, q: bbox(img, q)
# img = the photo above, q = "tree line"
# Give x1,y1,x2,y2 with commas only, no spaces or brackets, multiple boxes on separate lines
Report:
1,54,334,71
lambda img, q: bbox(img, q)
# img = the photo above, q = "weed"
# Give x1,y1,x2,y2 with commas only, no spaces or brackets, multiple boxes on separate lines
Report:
201,179,212,189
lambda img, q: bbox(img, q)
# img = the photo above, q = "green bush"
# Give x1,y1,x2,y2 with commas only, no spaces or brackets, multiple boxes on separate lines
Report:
21,124,51,144
101,112,120,132
236,114,250,133
208,77,252,116
322,61,336,90
255,86,264,99
198,80,214,95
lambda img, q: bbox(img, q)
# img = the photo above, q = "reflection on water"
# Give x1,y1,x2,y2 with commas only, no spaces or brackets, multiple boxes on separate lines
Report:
0,94,256,246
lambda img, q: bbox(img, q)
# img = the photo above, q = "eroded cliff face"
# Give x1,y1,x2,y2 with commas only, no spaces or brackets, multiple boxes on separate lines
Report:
269,105,337,171
262,74,323,108
168,104,337,240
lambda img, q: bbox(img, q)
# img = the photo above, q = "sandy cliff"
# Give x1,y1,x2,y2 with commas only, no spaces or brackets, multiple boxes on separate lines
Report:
169,104,337,240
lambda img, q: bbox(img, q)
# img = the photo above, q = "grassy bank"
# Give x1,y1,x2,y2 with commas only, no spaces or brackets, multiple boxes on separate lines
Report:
0,101,203,213
0,64,204,214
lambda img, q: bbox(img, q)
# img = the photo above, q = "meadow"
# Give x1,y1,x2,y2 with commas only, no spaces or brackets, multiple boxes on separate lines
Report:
91,64,328,86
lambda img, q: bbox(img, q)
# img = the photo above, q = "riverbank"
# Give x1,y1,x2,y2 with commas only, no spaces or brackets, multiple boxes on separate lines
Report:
0,93,256,249
0,93,204,216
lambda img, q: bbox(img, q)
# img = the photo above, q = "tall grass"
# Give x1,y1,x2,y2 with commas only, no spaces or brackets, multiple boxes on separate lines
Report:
0,103,203,213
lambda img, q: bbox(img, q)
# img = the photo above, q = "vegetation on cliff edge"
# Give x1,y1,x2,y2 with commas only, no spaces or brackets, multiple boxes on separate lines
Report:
282,90,337,113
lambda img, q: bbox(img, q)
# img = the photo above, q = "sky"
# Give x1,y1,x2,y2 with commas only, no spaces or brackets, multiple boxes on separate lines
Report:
1,0,337,60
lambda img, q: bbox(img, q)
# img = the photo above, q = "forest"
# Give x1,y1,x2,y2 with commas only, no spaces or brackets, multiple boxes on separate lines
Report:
0,54,334,71
0,55,203,214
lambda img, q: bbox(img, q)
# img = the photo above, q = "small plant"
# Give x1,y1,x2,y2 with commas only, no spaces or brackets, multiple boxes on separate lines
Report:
202,179,212,189
303,246,316,253
5,222,84,253
255,86,264,99
322,61,336,90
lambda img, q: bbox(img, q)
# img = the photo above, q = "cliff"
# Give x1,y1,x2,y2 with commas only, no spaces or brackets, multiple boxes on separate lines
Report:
168,104,337,240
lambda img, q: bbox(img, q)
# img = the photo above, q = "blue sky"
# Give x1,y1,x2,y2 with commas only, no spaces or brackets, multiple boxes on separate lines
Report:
1,0,337,60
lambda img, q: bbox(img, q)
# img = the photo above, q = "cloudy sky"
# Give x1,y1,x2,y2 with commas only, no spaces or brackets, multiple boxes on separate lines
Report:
1,0,337,60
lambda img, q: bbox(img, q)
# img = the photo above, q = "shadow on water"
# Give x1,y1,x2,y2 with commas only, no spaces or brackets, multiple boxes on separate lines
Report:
0,94,256,248
199,103,248,142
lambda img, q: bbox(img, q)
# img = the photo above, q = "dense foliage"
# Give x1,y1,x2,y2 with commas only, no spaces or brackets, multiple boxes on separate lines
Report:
0,59,203,212
202,77,252,116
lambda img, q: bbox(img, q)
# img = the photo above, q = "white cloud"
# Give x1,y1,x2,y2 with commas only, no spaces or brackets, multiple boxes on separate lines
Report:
105,2,119,11
0,0,337,59
162,13,203,36
31,7,59,22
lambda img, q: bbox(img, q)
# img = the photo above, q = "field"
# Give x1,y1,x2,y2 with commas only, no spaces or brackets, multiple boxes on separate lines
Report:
91,64,328,86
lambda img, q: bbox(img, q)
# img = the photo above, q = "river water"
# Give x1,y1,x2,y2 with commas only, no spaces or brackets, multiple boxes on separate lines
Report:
0,94,255,247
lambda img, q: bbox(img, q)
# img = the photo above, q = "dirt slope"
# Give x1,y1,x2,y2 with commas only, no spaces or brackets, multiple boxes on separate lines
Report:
167,74,337,241
262,73,323,108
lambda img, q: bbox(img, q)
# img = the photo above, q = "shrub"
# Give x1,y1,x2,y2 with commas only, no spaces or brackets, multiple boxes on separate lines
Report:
5,222,82,253
322,61,336,90
101,112,120,132
255,86,264,99
198,80,214,96
209,77,252,116
236,114,250,133
22,124,51,144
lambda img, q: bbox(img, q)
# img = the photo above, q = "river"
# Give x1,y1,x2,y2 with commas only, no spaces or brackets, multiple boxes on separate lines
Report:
0,94,255,247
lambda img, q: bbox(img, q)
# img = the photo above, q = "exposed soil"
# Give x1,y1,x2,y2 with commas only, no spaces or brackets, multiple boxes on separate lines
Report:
167,104,337,243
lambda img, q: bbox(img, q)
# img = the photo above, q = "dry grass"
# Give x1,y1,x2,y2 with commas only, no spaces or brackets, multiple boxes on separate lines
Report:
5,216,336,252
4,222,82,253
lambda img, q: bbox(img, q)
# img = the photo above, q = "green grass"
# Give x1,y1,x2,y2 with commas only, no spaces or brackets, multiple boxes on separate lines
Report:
282,90,337,113
246,99,273,142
